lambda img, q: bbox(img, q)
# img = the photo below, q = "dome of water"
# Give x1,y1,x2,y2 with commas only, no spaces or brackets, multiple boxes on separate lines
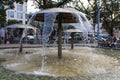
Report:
27,8,93,39
17,8,95,66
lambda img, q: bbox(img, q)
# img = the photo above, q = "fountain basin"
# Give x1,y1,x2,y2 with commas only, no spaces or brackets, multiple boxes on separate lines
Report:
0,47,120,77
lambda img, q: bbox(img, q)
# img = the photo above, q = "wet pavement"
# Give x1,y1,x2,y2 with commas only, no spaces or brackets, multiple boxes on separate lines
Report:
0,43,120,80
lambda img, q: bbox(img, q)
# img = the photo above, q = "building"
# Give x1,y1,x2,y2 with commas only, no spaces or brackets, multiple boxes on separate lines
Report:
6,2,27,24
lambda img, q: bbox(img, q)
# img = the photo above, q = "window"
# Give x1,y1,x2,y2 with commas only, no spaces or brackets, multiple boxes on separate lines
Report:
8,11,14,18
17,4,23,11
17,13,23,19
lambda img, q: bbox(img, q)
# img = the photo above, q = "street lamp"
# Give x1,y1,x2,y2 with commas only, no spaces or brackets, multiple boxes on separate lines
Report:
97,0,100,46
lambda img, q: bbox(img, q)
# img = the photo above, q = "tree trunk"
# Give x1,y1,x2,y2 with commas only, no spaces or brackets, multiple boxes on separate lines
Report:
57,14,62,59
19,41,23,53
71,32,74,49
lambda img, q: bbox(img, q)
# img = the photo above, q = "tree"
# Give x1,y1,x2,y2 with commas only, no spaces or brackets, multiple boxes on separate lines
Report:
101,0,120,36
73,0,120,36
0,0,27,27
32,0,72,9
0,0,27,9
0,9,6,27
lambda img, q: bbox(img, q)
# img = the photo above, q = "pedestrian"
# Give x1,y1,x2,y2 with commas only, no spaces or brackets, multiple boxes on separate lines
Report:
110,36,117,48
6,31,13,44
0,27,6,44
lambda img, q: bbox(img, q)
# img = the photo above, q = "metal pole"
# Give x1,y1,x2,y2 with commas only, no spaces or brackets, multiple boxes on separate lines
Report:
97,0,100,46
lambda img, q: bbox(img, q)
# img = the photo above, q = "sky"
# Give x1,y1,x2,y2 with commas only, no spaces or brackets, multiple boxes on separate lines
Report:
27,0,88,13
27,1,39,13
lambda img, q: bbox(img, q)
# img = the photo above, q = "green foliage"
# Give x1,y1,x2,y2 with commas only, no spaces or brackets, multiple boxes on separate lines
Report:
101,0,120,36
0,9,6,27
0,0,28,27
73,0,120,36
0,0,27,9
32,0,73,9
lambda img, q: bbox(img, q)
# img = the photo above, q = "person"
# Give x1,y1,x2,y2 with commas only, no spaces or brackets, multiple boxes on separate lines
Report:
106,39,111,47
6,31,13,44
110,36,117,48
0,27,6,44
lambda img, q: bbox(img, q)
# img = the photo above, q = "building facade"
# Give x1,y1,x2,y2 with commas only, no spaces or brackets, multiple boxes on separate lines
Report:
6,2,27,24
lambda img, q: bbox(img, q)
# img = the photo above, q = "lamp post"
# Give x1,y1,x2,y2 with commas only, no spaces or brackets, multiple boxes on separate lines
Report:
97,0,100,46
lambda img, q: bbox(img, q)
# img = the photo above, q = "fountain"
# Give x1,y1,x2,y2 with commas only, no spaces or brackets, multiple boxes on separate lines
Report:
65,29,83,49
0,8,120,79
26,8,93,58
0,47,120,77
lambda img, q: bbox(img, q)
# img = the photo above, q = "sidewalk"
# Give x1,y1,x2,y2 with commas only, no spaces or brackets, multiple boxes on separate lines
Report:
0,44,42,49
0,43,98,49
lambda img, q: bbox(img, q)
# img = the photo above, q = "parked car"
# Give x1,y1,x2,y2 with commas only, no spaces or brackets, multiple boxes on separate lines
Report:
99,34,110,42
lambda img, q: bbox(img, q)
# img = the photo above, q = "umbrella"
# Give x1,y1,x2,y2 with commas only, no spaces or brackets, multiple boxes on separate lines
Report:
31,8,83,23
5,24,37,30
65,29,83,49
28,8,90,58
